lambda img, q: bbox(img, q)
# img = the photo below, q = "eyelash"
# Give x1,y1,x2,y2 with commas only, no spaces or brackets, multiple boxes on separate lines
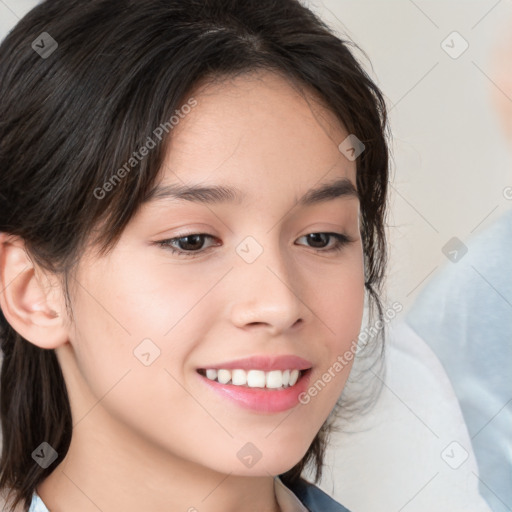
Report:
155,232,353,258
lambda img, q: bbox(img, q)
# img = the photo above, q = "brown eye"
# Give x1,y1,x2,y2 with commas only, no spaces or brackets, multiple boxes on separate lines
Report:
174,234,207,251
156,233,219,256
297,232,351,253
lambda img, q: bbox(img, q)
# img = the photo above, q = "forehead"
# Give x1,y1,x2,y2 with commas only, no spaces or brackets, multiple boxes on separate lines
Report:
154,70,357,203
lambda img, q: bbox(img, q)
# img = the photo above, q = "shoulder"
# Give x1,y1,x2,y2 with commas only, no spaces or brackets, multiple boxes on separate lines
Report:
407,209,512,337
415,209,512,299
278,476,352,512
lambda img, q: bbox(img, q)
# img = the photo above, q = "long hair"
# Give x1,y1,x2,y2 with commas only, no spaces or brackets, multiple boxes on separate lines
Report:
0,1,389,510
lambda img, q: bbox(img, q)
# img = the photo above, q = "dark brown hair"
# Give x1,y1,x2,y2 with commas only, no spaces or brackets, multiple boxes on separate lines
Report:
0,0,389,510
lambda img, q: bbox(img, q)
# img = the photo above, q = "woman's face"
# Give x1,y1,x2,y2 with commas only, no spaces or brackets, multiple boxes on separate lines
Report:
62,70,365,476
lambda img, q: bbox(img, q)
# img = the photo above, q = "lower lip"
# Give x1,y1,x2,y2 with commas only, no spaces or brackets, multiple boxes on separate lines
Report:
197,369,312,413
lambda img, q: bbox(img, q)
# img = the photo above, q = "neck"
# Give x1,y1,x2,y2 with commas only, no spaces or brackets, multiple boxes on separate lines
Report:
37,406,282,512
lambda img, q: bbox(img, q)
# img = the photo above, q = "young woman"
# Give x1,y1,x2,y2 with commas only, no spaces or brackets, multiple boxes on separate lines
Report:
0,1,389,510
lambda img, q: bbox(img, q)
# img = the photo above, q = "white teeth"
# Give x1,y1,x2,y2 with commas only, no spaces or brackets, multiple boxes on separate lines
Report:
206,369,218,381
289,369,299,386
217,369,231,384
247,370,266,388
201,368,305,389
266,370,283,389
231,369,247,386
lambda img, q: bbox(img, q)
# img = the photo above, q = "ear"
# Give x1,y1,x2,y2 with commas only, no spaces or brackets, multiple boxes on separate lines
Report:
0,232,69,349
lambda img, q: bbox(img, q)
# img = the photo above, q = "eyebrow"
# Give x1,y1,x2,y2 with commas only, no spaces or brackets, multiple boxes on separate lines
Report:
143,177,359,206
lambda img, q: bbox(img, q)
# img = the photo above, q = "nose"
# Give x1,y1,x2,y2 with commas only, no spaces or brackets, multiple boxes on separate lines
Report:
228,240,306,335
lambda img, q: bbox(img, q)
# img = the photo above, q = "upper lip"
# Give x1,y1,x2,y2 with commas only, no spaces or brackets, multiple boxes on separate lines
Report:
198,355,313,371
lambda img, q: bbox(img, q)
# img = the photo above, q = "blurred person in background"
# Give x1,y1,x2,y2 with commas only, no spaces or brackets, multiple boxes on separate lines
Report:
405,17,512,512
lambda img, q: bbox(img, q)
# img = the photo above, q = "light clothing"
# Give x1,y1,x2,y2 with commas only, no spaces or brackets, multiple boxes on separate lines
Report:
28,493,48,512
313,320,493,512
406,209,512,512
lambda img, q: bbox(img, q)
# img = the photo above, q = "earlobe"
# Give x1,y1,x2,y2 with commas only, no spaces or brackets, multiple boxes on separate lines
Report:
0,232,69,349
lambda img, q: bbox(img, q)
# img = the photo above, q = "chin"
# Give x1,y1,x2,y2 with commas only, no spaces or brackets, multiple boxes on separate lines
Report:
246,445,311,477
201,442,311,478
227,458,305,478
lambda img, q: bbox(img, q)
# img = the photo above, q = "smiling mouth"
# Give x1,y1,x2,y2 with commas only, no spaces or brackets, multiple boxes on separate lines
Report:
196,368,311,390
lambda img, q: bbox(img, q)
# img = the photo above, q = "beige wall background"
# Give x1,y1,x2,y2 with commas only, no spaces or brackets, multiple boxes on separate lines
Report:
310,0,512,317
1,0,511,316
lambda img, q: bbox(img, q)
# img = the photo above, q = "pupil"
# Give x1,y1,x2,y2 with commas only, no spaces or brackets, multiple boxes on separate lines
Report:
181,235,203,250
308,233,326,248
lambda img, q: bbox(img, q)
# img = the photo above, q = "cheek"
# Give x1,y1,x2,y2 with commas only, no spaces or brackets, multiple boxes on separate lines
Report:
65,267,216,456
301,250,365,403
66,254,222,401
329,272,365,348
310,249,365,344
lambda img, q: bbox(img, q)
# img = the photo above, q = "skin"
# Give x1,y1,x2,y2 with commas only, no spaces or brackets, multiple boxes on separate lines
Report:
491,17,512,145
0,70,364,512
